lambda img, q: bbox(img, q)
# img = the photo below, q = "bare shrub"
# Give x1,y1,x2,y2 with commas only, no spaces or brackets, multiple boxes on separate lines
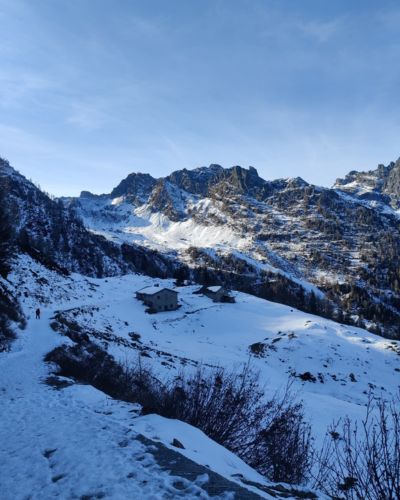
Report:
156,364,266,449
45,343,129,400
248,389,314,484
122,360,314,484
143,364,313,484
0,282,25,351
315,394,400,499
46,341,313,485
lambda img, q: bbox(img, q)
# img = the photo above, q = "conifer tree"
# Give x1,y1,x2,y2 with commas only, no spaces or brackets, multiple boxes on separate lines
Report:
0,178,14,278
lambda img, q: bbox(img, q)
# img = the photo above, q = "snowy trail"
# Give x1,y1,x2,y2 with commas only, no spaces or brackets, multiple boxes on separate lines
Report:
0,312,266,499
4,256,398,498
0,311,165,499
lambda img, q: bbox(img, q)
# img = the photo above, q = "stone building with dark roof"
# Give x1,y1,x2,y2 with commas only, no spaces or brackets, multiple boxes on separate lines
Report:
136,286,179,313
195,285,235,303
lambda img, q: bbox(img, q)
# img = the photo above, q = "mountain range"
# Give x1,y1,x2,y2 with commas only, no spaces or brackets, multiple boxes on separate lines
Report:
1,156,399,339
59,159,400,339
1,155,400,498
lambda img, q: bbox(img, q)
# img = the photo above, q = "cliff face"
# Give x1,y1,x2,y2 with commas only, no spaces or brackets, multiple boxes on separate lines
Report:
110,172,156,202
384,159,400,204
334,158,400,208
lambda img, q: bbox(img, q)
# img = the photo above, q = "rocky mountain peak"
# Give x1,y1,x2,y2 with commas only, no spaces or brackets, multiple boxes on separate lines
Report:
334,158,400,208
166,164,224,196
226,165,261,189
284,177,309,189
207,165,270,200
0,157,21,179
166,164,265,198
384,158,400,205
79,190,101,199
110,172,157,202
0,157,10,170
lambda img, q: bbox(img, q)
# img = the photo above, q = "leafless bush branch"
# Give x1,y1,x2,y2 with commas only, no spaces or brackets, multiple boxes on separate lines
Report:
314,393,400,499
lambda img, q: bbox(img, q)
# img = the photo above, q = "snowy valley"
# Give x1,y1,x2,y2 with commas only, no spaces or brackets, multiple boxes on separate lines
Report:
9,254,400,443
1,157,400,499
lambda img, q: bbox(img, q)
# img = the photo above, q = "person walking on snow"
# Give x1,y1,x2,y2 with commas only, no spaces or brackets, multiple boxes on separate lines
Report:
35,308,41,320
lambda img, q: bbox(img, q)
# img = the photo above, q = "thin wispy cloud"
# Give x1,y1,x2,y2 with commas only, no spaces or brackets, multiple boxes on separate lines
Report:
0,0,399,196
296,18,342,43
66,101,113,131
0,70,53,107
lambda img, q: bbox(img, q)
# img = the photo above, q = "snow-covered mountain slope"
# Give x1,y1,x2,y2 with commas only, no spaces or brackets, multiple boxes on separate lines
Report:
3,257,312,500
0,158,173,279
9,255,400,448
3,153,400,338
63,162,400,339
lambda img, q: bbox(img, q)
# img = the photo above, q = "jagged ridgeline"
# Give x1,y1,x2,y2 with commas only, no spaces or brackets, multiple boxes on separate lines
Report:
334,158,400,208
66,161,400,339
2,156,400,339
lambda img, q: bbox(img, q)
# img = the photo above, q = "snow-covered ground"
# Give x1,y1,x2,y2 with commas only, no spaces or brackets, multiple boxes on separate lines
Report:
8,255,400,448
1,253,399,498
2,260,288,499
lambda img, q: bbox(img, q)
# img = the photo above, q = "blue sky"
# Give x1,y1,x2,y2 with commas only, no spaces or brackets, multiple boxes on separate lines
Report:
1,0,400,196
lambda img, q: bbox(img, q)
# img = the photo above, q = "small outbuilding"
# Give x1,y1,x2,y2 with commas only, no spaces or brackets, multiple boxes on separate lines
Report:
136,285,179,313
195,285,235,303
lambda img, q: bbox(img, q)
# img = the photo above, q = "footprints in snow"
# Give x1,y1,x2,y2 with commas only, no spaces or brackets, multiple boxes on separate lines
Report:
42,448,67,484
